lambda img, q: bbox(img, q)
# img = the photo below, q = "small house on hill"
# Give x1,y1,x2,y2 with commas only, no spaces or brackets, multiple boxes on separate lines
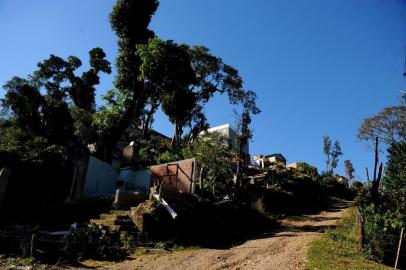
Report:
204,124,250,166
253,153,287,168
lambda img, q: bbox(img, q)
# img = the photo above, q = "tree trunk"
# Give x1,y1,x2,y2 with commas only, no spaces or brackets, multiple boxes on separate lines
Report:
170,121,183,150
171,125,177,148
142,102,159,139
373,137,379,181
100,81,146,163
371,163,383,203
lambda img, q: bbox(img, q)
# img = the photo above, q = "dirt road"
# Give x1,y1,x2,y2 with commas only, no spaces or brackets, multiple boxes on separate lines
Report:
104,201,351,270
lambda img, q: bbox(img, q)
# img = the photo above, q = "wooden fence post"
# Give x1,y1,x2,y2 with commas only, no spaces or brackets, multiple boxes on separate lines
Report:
394,227,404,269
357,207,365,251
30,233,35,258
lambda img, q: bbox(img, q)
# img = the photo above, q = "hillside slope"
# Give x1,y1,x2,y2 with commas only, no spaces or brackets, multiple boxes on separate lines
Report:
103,201,351,270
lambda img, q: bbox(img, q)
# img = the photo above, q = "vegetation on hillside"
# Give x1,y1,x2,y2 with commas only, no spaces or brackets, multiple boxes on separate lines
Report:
2,0,404,268
307,208,391,270
355,93,406,266
0,0,259,217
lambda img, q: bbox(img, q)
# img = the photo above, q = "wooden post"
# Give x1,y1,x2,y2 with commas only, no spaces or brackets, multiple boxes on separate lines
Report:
394,227,404,269
358,208,365,251
30,233,35,258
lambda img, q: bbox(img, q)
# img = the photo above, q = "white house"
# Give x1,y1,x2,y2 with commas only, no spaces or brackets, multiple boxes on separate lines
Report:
206,124,249,155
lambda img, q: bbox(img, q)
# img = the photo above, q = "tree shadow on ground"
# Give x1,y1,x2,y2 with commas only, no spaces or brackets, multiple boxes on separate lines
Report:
188,199,351,250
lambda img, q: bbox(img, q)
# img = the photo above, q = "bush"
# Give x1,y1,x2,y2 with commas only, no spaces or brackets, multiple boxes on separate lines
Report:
63,225,127,261
296,162,318,177
307,208,391,270
362,203,404,263
318,174,351,199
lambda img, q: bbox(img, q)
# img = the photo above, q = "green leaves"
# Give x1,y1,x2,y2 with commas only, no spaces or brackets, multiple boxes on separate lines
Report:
322,135,342,174
381,142,406,216
135,37,261,149
93,89,131,137
109,0,158,41
183,132,235,194
89,47,112,74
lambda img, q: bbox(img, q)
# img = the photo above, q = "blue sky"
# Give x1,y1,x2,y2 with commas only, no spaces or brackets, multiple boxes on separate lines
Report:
0,0,405,179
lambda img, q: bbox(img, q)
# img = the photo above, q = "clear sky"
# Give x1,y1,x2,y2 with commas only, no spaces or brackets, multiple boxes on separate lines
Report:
0,0,405,179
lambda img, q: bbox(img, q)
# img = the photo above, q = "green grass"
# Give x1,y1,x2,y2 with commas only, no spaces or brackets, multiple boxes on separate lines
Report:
306,208,391,270
0,257,48,270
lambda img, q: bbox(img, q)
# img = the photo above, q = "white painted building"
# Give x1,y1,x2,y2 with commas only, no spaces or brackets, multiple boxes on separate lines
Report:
205,124,249,156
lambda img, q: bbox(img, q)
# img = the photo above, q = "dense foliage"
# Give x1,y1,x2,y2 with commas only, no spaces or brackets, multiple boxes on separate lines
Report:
308,208,391,270
0,0,260,215
357,94,406,265
64,225,128,261
183,132,235,196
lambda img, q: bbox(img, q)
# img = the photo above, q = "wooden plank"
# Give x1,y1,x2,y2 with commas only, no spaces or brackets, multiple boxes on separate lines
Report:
395,227,404,269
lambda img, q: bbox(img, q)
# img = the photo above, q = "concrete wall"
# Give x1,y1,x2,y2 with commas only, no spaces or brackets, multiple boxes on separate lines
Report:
149,158,196,196
83,156,118,197
118,168,151,194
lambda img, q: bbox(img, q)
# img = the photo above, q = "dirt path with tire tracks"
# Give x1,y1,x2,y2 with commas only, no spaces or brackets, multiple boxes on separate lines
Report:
102,201,351,270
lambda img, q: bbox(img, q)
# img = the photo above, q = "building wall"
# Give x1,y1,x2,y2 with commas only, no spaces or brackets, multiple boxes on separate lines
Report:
82,156,152,198
149,158,196,196
286,162,298,169
207,124,249,155
118,168,151,194
83,156,118,197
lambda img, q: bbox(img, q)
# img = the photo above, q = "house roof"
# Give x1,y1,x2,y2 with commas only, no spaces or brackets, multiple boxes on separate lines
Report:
207,123,238,133
266,153,286,161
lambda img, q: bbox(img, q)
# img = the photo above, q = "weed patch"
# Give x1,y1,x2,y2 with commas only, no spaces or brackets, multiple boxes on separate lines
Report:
306,208,391,270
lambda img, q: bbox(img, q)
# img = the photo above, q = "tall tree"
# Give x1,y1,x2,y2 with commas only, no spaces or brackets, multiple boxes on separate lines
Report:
331,140,343,173
136,38,260,149
323,136,332,173
344,159,355,186
381,142,406,215
1,49,110,206
322,136,342,174
99,0,159,161
2,77,46,137
2,49,111,147
358,105,406,146
136,38,196,148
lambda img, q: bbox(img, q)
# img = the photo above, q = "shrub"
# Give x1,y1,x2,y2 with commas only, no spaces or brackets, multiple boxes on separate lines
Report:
63,225,127,261
362,203,404,263
307,208,391,270
296,162,318,177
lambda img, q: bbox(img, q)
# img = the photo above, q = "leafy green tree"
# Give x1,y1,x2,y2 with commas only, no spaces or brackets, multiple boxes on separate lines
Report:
296,162,319,178
183,132,235,196
323,136,332,173
136,38,196,148
136,38,260,150
381,142,406,215
2,77,45,136
2,49,111,147
100,0,159,161
331,140,343,173
0,49,111,208
322,136,342,174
